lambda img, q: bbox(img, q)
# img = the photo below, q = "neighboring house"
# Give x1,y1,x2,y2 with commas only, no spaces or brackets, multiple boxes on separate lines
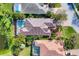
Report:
14,3,61,14
14,3,49,14
20,18,56,36
32,40,65,56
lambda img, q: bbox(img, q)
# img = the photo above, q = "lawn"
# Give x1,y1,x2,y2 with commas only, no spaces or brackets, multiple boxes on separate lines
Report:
19,47,30,56
0,47,30,56
61,26,76,39
0,49,11,56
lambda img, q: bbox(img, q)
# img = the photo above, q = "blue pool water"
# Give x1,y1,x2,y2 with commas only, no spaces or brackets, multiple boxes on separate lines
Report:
14,4,21,12
17,20,25,34
32,42,40,56
17,20,25,29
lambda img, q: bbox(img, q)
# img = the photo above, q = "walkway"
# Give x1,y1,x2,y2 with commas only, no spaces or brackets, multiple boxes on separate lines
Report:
61,3,79,33
66,49,79,56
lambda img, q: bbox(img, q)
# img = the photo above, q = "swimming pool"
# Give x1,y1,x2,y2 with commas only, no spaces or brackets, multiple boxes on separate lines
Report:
14,3,21,12
17,20,25,34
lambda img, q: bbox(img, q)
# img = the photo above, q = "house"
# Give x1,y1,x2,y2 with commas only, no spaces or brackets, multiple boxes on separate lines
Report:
32,40,65,56
20,18,56,36
14,3,61,14
14,3,49,14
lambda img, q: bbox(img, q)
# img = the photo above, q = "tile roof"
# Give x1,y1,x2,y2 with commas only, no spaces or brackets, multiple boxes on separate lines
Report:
20,18,54,36
26,18,54,27
20,27,51,36
34,40,65,56
21,3,47,14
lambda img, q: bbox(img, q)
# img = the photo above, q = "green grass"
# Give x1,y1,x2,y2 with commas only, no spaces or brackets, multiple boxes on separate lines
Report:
1,51,12,56
0,47,30,56
61,26,76,39
19,47,30,56
0,49,11,55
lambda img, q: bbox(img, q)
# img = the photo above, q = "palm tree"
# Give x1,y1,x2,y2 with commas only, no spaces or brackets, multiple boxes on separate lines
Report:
53,9,67,25
12,13,25,37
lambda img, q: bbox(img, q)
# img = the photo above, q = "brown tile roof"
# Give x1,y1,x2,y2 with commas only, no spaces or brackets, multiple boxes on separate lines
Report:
34,40,65,56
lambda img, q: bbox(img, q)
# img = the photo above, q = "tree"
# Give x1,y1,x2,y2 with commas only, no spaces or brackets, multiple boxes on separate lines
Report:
12,13,25,37
61,27,76,50
64,35,76,50
46,11,52,18
0,15,14,49
46,10,67,25
74,34,79,49
48,3,61,8
11,34,26,56
0,3,14,49
48,9,67,25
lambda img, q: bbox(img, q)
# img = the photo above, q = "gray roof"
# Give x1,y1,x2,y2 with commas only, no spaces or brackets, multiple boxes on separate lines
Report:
20,18,55,36
20,27,51,36
26,18,54,27
21,3,47,14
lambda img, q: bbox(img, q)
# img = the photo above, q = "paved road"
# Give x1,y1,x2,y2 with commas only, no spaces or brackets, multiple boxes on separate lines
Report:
61,3,79,33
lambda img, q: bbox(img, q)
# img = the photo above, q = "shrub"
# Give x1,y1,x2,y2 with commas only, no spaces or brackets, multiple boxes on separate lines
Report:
75,3,79,11
74,34,79,49
64,36,76,50
46,11,52,18
25,36,34,46
11,34,26,56
49,3,61,8
60,26,76,50
11,45,20,56
25,36,41,46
